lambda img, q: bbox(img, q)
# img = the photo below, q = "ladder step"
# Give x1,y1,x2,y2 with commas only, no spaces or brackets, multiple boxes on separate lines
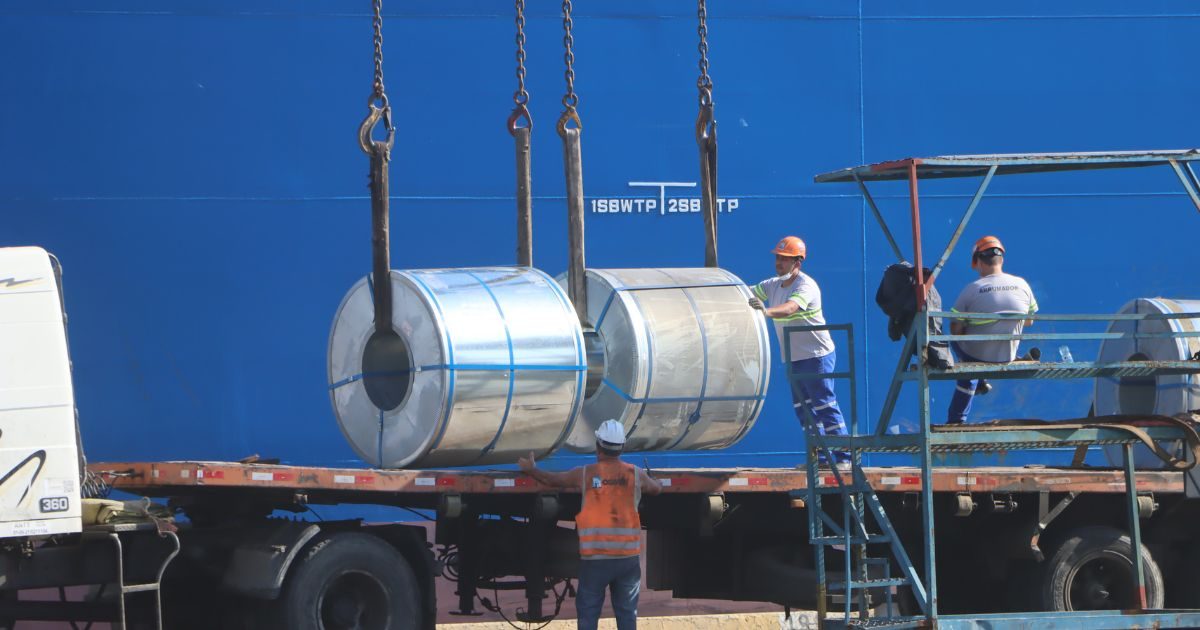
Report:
813,484,872,494
827,577,911,592
810,535,891,545
122,584,161,594
844,616,928,629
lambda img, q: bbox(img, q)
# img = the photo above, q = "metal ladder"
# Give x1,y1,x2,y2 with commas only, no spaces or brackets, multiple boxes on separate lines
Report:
82,522,180,630
790,323,925,628
790,311,1200,629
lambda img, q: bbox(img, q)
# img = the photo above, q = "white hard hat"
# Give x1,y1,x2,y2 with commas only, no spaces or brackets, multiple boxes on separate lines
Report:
595,419,626,448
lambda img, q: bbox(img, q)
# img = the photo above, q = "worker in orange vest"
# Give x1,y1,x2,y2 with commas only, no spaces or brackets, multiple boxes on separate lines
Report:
519,419,662,630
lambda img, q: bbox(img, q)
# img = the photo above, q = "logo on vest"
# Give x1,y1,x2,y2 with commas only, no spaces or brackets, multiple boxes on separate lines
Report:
592,476,629,488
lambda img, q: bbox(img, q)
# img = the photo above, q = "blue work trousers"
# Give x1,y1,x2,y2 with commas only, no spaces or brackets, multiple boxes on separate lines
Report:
789,353,849,463
946,343,1000,424
576,555,641,630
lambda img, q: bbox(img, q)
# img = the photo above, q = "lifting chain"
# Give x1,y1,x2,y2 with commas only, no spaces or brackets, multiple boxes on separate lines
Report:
557,0,582,135
507,0,532,134
511,0,534,266
695,0,718,267
359,0,395,157
696,0,713,108
358,0,395,334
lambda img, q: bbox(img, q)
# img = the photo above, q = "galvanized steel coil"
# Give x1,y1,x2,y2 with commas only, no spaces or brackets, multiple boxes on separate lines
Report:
563,268,771,453
1095,297,1200,467
328,268,586,468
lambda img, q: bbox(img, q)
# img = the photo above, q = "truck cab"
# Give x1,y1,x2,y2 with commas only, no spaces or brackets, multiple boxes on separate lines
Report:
0,246,82,539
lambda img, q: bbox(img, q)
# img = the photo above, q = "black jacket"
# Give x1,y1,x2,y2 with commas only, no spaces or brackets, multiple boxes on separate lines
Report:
875,262,953,369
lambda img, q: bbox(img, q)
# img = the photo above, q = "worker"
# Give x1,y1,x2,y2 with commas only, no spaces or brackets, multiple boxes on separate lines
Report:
518,419,662,630
947,235,1039,424
748,236,849,465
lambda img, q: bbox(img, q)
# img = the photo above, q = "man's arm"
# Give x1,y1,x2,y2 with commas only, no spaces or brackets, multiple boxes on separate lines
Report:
518,452,582,489
639,467,663,496
1025,288,1039,327
763,300,799,319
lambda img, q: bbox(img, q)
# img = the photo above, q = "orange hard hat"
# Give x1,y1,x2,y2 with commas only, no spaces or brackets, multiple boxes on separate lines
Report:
772,236,807,259
971,235,1005,264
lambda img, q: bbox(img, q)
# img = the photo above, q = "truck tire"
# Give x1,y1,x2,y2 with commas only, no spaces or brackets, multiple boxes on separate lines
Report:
1040,526,1164,611
272,531,421,630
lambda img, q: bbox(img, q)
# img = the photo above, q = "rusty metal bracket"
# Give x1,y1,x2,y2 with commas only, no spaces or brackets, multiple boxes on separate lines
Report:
1029,491,1078,561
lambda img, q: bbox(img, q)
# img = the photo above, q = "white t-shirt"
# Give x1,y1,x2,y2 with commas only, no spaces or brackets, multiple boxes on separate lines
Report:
951,272,1038,363
754,272,835,362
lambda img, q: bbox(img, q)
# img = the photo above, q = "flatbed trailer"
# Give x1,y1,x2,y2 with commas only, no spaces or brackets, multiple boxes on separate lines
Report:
52,458,1199,629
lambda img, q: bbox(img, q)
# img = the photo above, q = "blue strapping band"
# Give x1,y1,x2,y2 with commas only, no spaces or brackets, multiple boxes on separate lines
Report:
600,377,763,404
593,281,743,331
624,317,656,440
666,288,710,449
408,272,458,452
614,281,742,292
329,370,411,390
528,267,588,454
464,270,516,460
331,364,586,391
377,409,385,468
733,283,771,444
421,363,586,372
594,289,619,331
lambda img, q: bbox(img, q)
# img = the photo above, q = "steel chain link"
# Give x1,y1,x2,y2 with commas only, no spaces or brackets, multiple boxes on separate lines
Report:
561,0,579,110
697,0,713,107
514,0,529,106
371,0,386,104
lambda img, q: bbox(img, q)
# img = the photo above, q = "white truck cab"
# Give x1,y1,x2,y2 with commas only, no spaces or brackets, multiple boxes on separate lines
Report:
0,246,82,538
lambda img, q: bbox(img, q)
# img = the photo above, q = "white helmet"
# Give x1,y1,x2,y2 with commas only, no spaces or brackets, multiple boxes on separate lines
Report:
595,419,626,450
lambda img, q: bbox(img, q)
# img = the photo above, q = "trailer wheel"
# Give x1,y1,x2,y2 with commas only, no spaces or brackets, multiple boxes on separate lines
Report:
273,532,421,630
1040,526,1164,611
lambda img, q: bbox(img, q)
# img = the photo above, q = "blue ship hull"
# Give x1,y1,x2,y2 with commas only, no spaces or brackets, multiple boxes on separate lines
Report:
4,1,1200,470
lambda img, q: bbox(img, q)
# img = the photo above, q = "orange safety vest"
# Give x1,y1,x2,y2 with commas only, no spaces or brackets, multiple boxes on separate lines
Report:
576,459,642,560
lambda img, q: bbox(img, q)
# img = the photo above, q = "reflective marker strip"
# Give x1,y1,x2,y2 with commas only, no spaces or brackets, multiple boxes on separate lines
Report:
334,475,355,484
881,476,901,485
180,470,190,478
415,477,436,486
729,478,749,486
335,475,377,484
957,476,978,486
152,469,160,479
495,479,515,487
660,478,672,487
579,527,642,537
1043,477,1072,486
251,472,273,481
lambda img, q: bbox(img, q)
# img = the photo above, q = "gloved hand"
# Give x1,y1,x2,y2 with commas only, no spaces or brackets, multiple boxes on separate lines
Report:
748,297,764,311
